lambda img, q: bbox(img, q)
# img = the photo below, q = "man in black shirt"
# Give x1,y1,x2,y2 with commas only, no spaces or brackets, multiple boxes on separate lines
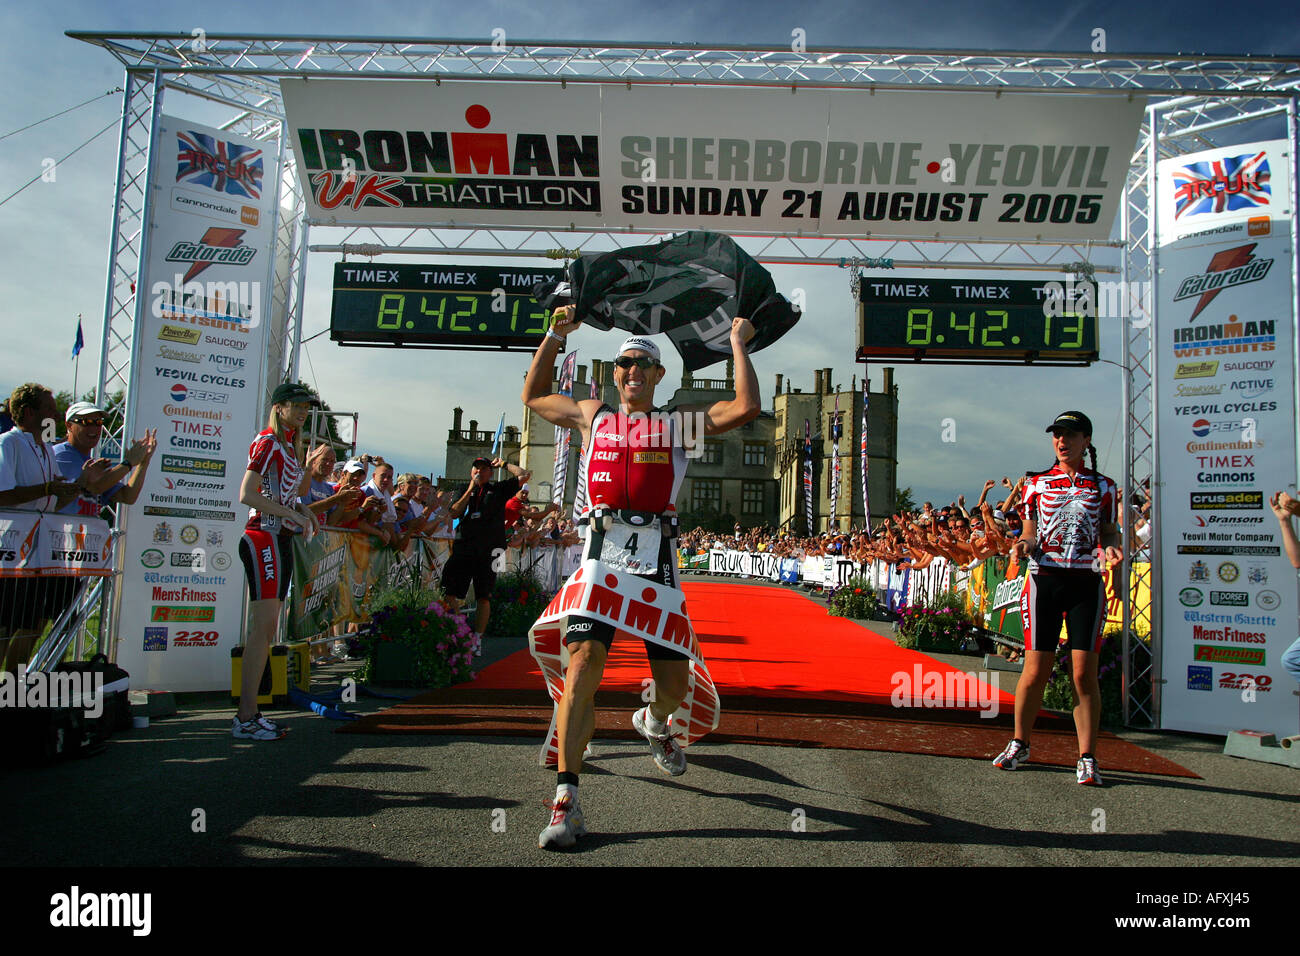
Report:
443,456,531,641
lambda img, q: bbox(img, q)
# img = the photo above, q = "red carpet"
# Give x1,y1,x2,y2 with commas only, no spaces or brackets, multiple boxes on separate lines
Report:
473,582,1017,712
340,583,1196,778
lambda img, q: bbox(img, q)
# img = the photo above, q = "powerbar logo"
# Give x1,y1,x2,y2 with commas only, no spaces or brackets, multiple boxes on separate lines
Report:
1174,244,1273,321
1174,361,1218,378
1194,645,1264,665
151,605,215,622
158,324,202,345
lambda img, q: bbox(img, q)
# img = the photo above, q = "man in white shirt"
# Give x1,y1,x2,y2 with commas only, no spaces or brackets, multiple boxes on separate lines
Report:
0,384,93,671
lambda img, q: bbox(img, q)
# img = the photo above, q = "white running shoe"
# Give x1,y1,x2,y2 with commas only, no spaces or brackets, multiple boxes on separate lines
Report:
232,716,283,741
633,707,687,776
992,738,1030,770
1076,755,1103,786
538,793,586,850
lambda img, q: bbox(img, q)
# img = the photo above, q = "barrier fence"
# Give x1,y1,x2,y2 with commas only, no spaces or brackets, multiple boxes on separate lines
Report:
0,510,117,671
286,527,583,641
685,547,1152,640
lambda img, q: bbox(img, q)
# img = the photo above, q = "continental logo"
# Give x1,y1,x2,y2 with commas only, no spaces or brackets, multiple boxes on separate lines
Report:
1174,361,1218,379
1194,645,1264,666
151,605,215,623
159,324,203,345
632,451,670,464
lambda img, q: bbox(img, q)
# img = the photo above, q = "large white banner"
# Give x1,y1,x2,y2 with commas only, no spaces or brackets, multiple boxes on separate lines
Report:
115,117,279,692
1154,139,1299,737
281,79,1142,240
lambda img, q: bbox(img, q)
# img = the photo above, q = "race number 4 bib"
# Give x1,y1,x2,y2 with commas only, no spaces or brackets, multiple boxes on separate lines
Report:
598,521,660,574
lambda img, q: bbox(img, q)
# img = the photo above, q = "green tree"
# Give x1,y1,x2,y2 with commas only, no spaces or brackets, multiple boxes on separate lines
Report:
894,486,916,514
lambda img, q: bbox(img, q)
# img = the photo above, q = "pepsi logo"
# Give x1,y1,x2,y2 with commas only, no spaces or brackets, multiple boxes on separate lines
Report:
1192,418,1210,437
171,384,188,402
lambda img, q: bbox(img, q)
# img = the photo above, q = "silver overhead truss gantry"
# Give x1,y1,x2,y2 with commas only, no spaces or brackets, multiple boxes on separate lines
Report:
71,32,1300,727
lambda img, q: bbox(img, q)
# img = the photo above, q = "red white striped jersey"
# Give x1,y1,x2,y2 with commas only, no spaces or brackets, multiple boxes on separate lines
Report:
1022,463,1116,572
582,405,688,517
245,428,303,533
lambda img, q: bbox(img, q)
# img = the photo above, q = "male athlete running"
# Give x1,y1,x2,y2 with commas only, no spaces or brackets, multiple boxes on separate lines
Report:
522,304,758,848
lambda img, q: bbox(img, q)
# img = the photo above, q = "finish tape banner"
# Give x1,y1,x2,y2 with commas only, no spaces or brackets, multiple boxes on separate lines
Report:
1153,138,1298,738
288,531,449,641
281,79,1141,240
0,512,113,577
114,115,279,692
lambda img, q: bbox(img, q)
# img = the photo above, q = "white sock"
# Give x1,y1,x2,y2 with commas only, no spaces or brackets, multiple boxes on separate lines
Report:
643,708,667,735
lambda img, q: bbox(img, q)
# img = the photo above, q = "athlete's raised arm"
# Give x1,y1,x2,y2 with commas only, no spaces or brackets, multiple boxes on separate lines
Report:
674,317,761,436
522,305,601,434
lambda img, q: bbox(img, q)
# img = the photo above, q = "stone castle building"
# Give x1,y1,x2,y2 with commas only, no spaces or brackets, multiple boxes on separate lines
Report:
441,361,899,532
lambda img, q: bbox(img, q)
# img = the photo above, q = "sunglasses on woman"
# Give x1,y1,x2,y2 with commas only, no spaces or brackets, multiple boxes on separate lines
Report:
614,356,660,370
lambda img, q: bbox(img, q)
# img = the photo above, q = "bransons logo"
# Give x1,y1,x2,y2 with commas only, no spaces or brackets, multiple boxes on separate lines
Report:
140,549,164,568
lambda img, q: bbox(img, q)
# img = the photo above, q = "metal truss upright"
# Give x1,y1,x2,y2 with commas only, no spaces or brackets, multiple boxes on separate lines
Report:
74,33,1300,725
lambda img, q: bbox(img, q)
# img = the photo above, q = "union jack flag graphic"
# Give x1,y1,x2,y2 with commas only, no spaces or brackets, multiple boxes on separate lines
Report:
1172,151,1270,219
176,131,263,199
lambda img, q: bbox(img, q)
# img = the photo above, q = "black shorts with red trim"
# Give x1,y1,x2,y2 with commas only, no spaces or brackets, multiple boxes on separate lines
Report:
239,530,294,602
1019,569,1106,654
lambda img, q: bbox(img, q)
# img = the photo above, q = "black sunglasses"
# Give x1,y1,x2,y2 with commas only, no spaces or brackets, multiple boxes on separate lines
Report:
615,356,660,370
73,417,105,427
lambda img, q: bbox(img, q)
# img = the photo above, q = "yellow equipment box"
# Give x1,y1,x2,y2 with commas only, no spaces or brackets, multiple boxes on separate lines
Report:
230,643,310,705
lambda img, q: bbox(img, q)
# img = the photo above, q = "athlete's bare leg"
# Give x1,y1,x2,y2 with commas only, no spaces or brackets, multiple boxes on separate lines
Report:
557,638,607,773
646,657,689,723
1069,649,1101,756
237,599,280,722
1012,649,1055,744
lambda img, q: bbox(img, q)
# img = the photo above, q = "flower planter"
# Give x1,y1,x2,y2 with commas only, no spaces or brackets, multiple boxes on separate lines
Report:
369,639,421,686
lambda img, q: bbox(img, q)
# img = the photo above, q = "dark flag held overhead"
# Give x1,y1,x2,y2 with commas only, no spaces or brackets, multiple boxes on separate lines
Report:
533,231,800,371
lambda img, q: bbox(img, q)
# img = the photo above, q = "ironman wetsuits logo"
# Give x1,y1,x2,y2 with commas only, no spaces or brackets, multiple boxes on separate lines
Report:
296,105,600,213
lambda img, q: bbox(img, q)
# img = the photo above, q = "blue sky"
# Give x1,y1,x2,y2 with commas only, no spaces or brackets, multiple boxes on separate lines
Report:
2,0,1296,509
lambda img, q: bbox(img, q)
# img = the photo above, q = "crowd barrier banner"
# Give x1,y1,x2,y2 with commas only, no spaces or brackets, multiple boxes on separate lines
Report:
708,548,782,581
646,551,1149,646
287,531,445,641
0,513,112,577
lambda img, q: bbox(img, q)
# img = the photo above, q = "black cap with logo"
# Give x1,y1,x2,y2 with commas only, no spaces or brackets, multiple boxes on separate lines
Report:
1045,411,1093,436
270,383,319,406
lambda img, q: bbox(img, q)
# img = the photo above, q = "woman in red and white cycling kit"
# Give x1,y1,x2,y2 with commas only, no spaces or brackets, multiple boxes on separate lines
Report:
992,411,1123,786
232,383,323,741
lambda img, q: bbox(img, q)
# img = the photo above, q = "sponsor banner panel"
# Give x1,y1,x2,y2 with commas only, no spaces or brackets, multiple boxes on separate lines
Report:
116,116,279,692
1154,139,1298,737
281,79,1141,240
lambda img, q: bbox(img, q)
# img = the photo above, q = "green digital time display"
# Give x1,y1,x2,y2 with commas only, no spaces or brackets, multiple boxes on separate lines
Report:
330,262,563,351
856,276,1099,366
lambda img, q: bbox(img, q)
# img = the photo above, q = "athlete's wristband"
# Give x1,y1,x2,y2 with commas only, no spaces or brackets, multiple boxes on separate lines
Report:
546,329,564,345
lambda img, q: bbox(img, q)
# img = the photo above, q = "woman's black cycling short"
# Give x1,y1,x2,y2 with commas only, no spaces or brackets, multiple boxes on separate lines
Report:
1019,569,1106,654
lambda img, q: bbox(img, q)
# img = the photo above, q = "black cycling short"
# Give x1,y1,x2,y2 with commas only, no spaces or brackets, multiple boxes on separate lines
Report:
239,530,294,602
441,547,497,601
563,530,687,661
1020,569,1106,654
